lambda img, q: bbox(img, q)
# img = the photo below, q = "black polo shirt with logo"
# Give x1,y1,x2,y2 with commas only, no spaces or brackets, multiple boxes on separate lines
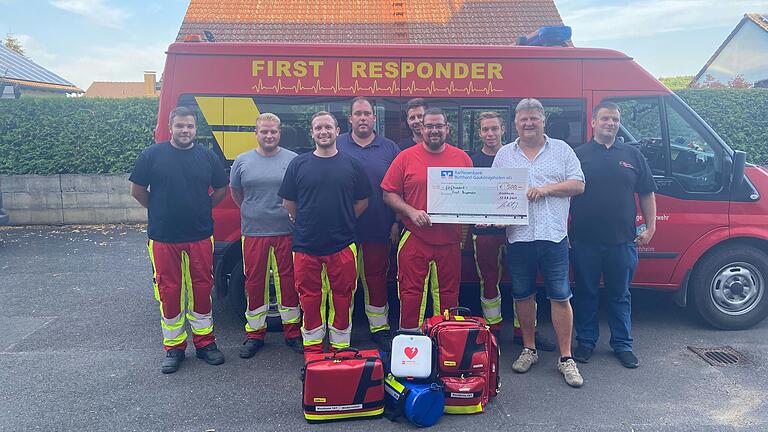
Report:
569,139,657,244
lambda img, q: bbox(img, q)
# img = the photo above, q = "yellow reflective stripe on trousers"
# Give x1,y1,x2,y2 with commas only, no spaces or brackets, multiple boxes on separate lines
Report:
302,263,330,347
302,325,326,347
147,240,161,303
160,312,187,345
473,234,504,325
272,246,301,324
182,250,213,336
148,240,187,346
358,244,390,332
396,231,412,304
481,294,503,325
444,403,483,414
304,407,384,421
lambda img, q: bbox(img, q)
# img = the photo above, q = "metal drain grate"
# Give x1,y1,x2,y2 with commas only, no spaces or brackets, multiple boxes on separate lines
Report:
688,346,751,366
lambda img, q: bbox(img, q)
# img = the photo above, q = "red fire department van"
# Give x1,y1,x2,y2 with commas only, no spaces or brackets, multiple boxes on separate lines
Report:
155,41,768,331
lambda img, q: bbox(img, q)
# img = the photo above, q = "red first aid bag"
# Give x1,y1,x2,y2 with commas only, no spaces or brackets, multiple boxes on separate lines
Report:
302,348,385,423
422,308,490,375
441,375,488,414
422,307,501,413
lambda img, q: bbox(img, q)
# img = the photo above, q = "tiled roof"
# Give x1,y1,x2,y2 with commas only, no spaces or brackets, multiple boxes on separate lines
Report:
85,81,159,98
177,0,565,44
0,45,82,93
3,77,82,93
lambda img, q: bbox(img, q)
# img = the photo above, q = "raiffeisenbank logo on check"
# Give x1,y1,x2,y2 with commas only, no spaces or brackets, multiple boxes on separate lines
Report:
440,170,454,178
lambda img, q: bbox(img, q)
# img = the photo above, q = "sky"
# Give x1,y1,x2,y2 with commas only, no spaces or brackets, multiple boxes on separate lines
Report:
1,0,767,90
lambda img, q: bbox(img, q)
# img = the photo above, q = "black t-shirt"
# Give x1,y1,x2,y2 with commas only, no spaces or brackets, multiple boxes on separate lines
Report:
470,149,505,236
278,151,372,256
129,142,228,243
570,139,657,244
470,150,496,168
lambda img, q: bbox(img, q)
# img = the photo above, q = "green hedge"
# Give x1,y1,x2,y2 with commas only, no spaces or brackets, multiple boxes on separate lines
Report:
1,90,767,174
0,97,158,175
677,89,768,166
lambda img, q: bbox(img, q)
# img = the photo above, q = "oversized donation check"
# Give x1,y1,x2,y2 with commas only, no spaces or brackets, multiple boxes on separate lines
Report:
427,167,529,225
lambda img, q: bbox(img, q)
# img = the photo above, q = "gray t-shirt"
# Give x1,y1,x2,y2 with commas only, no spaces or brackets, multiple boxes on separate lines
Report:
230,148,297,236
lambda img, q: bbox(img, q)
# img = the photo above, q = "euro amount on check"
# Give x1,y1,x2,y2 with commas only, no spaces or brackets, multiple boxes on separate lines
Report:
427,167,529,225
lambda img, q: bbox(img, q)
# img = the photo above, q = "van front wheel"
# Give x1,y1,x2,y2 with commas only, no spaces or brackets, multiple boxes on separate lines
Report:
690,245,768,330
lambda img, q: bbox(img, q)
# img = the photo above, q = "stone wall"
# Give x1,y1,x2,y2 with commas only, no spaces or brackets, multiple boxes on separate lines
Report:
0,174,146,225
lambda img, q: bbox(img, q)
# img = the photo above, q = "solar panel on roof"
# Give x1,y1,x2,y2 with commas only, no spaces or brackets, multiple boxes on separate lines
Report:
0,45,75,86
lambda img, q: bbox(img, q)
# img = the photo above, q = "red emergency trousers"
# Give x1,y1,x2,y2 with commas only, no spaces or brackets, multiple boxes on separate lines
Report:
147,237,216,350
242,235,301,340
294,244,358,355
473,233,506,330
397,231,461,331
357,242,391,333
472,233,532,333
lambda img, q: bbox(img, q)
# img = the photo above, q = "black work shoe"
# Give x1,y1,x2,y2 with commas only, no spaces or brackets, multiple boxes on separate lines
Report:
615,350,639,369
161,349,185,374
239,339,265,359
572,345,594,364
513,332,557,352
285,337,304,354
196,343,225,365
371,330,393,352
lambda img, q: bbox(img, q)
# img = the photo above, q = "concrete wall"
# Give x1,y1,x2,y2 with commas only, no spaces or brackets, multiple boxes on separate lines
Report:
0,174,146,225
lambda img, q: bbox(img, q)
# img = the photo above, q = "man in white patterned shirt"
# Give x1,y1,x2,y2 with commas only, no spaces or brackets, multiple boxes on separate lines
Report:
492,98,586,388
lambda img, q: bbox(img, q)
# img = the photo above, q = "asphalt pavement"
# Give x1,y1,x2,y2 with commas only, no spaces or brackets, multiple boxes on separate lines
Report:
1,225,767,432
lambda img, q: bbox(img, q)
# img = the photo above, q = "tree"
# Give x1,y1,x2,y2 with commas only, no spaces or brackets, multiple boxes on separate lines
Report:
728,74,752,89
4,33,24,55
659,75,695,90
699,74,726,89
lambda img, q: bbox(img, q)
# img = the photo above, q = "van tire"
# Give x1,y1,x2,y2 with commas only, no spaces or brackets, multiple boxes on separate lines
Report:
227,261,282,331
690,245,768,330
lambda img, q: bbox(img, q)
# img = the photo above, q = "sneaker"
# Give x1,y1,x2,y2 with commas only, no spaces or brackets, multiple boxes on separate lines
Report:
285,337,304,354
557,358,584,388
196,343,225,365
572,345,594,364
513,332,557,352
161,349,185,374
239,339,265,359
512,348,539,373
614,350,639,369
370,330,393,352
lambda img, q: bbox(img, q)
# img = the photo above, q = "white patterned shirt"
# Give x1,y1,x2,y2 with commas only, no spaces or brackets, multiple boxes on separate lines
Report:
492,135,584,244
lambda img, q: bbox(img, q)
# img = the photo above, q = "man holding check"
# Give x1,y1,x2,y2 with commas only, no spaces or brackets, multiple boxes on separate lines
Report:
382,107,472,331
492,98,586,388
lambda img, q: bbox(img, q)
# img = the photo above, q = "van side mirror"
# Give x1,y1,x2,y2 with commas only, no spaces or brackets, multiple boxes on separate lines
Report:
731,150,746,192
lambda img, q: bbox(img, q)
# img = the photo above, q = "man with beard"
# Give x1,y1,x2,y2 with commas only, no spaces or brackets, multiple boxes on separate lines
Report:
230,113,302,358
492,98,585,387
570,101,656,369
130,106,229,374
336,97,400,351
382,107,473,331
470,111,556,351
279,111,372,356
399,98,428,150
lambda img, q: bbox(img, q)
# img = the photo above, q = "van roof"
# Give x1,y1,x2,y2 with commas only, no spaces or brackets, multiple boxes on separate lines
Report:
166,42,631,61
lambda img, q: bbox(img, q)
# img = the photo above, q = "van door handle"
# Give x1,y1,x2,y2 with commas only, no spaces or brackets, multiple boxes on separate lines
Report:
654,178,673,190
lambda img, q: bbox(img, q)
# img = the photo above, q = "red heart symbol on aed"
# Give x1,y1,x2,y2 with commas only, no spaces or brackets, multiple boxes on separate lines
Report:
404,347,418,359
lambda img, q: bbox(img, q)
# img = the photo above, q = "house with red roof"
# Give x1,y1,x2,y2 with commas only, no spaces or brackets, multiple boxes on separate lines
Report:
176,0,566,45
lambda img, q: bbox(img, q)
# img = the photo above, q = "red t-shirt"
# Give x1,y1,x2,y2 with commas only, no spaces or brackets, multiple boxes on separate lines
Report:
381,144,473,245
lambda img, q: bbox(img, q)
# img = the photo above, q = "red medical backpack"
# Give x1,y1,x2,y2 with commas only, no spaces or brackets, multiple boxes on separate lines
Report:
422,307,500,413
